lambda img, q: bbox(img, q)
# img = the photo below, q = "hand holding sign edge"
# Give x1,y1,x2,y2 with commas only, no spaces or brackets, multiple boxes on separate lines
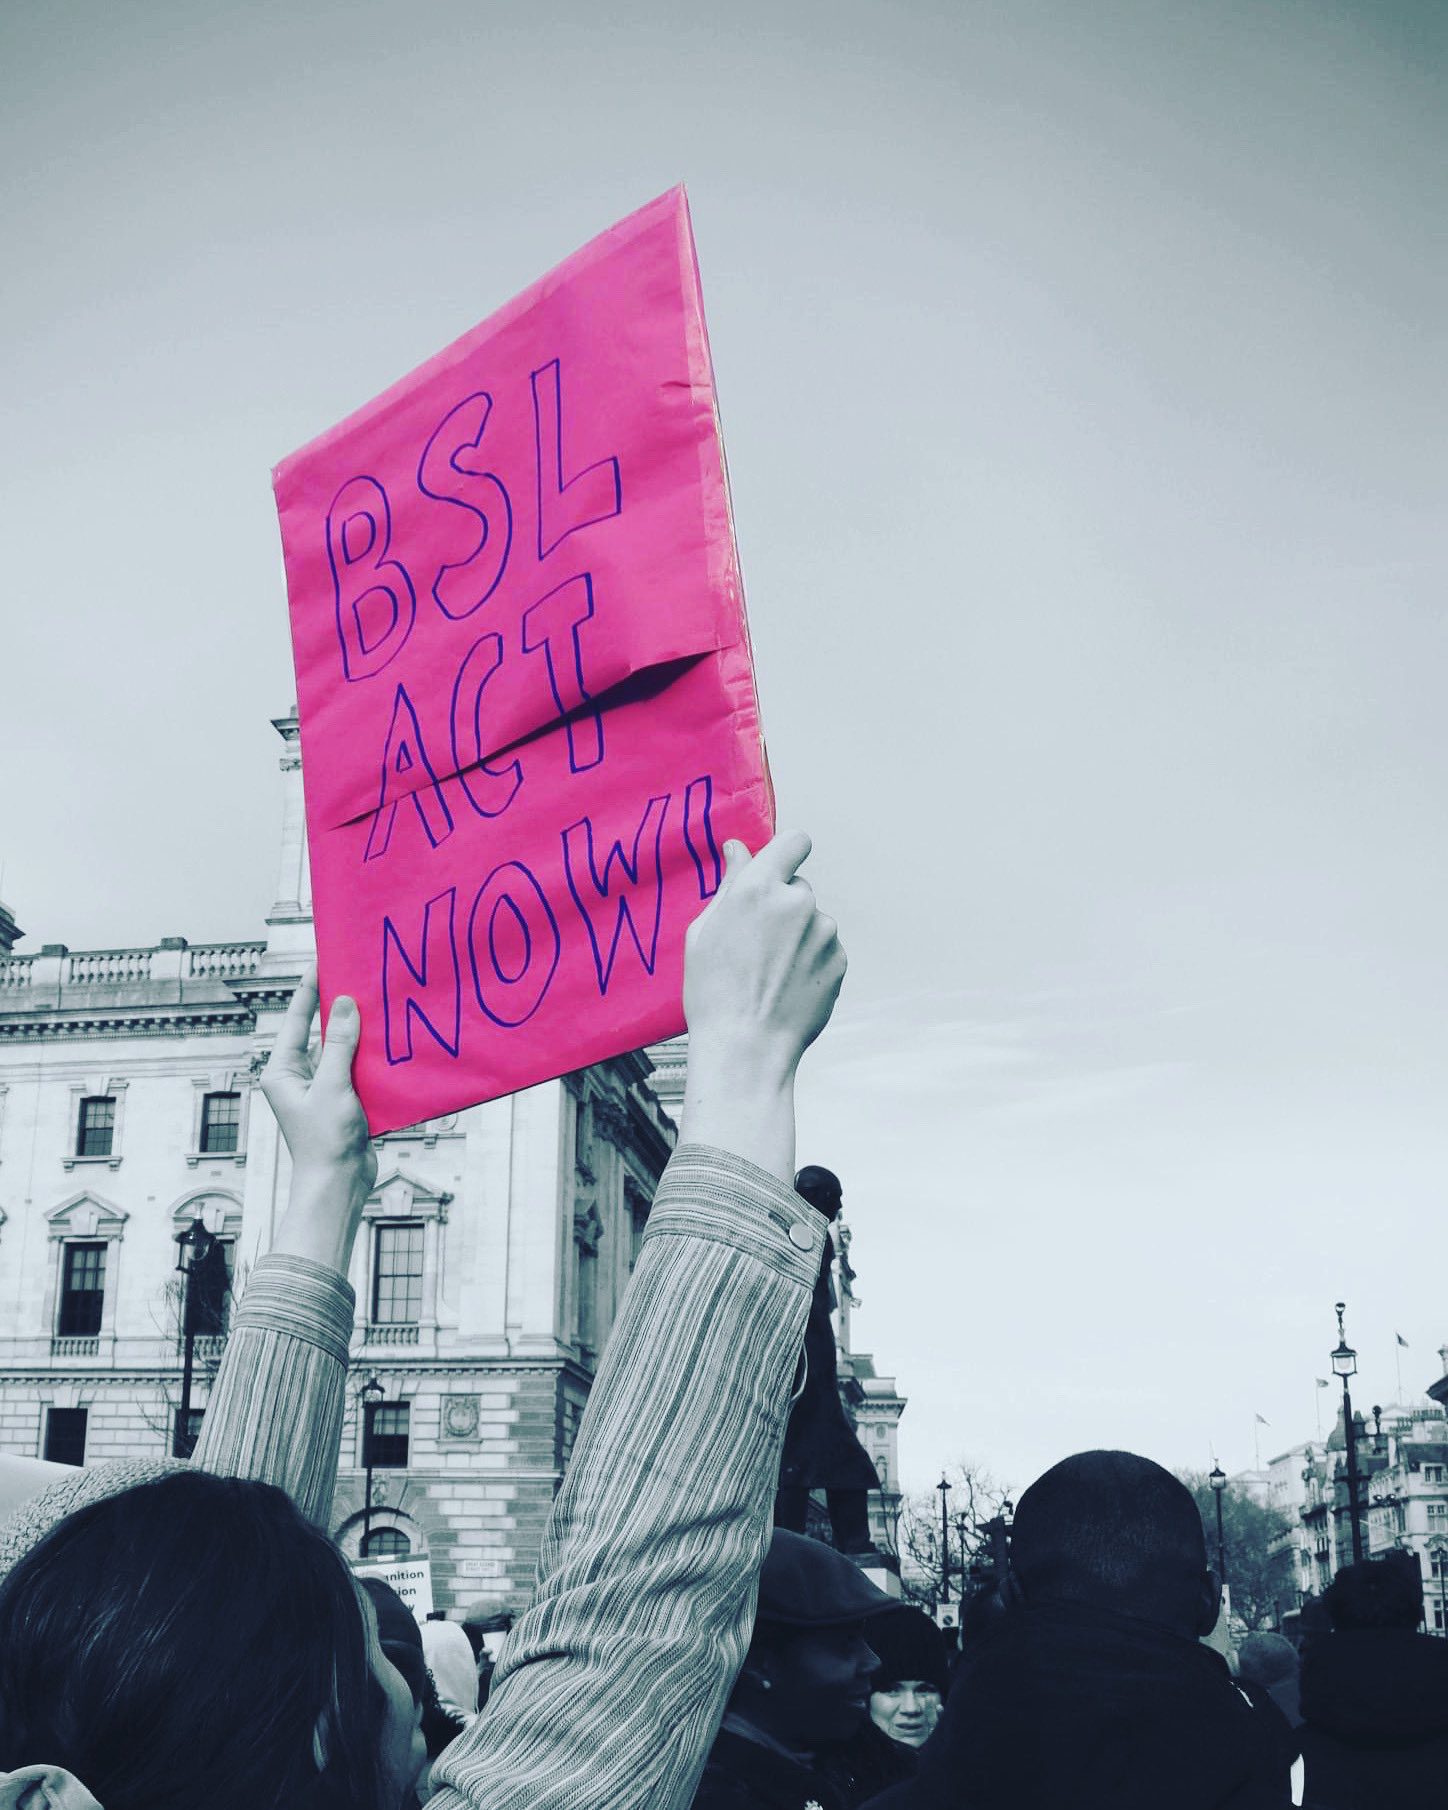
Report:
679,832,846,1184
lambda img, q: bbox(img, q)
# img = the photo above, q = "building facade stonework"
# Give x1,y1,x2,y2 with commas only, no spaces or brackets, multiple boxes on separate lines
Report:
0,715,674,1611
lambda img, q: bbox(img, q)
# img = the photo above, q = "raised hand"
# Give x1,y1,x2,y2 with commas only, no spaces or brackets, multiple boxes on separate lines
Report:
259,969,377,1271
679,833,846,1182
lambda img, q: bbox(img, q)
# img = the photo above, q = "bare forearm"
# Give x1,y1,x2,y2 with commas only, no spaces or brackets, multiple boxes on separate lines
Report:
267,1165,368,1275
679,1048,796,1186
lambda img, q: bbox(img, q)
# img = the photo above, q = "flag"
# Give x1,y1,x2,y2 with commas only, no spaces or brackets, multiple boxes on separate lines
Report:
1316,1378,1330,1388
1397,1333,1410,1348
1254,1413,1270,1426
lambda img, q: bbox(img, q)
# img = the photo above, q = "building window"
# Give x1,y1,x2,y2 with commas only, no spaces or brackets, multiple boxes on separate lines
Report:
58,1242,106,1337
363,1526,411,1558
372,1225,424,1325
1428,1503,1448,1525
76,1097,116,1158
364,1400,410,1468
43,1407,87,1466
199,1092,242,1155
1424,1465,1445,1484
173,1407,205,1455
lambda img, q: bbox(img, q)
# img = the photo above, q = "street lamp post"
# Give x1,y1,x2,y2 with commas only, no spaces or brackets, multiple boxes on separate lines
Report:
172,1218,220,1458
1332,1302,1365,1564
937,1475,952,1604
1209,1463,1228,1587
360,1374,385,1558
990,1498,1014,1584
953,1509,971,1598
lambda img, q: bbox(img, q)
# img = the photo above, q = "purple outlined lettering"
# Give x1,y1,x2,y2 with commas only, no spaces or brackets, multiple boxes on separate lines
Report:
449,633,524,820
466,861,561,1027
364,684,455,862
561,794,671,995
327,475,416,681
416,392,513,620
381,888,461,1064
682,775,722,899
521,574,604,772
531,358,622,559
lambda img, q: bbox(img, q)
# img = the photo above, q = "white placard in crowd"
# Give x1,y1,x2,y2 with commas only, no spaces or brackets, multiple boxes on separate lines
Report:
355,1557,434,1621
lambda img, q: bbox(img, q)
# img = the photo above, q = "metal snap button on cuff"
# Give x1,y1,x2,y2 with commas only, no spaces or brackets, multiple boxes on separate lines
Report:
788,1222,815,1251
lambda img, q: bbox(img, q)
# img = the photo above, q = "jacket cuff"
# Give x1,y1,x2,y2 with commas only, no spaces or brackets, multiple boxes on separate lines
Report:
645,1143,827,1284
231,1253,356,1366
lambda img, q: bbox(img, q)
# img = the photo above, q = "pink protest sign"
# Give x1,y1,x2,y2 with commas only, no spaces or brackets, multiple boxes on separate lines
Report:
274,187,773,1134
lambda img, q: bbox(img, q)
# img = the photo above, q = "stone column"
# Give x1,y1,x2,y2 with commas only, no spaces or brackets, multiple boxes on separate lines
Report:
265,711,314,969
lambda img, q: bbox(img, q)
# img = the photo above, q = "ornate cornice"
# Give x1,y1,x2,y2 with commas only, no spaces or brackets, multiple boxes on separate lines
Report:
0,1007,255,1044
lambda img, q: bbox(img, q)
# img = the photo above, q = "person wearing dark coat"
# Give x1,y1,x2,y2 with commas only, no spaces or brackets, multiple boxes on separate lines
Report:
775,1167,880,1554
861,1452,1292,1810
693,1529,900,1810
1297,1551,1448,1808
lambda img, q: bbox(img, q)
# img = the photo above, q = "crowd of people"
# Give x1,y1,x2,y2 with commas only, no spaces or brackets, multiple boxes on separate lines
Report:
0,834,1440,1809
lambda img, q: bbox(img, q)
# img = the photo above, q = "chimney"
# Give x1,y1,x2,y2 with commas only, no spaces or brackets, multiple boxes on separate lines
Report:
0,900,22,955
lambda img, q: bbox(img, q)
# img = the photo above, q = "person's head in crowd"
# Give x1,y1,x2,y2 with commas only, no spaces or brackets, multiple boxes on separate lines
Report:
865,1605,949,1749
794,1165,844,1223
1324,1549,1423,1631
0,1470,426,1810
727,1529,888,1752
1236,1631,1301,1726
360,1577,464,1770
1007,1450,1220,1639
360,1576,429,1702
421,1618,480,1720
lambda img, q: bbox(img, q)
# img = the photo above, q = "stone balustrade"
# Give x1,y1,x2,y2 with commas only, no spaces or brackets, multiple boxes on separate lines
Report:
364,1324,421,1346
51,1336,101,1359
0,941,267,994
65,949,154,985
184,943,267,980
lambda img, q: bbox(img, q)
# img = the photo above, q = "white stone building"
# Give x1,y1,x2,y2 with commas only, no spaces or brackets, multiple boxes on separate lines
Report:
1268,1382,1448,1634
0,714,674,1610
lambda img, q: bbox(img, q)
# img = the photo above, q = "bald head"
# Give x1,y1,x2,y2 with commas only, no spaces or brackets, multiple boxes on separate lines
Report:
795,1166,843,1219
1010,1450,1216,1637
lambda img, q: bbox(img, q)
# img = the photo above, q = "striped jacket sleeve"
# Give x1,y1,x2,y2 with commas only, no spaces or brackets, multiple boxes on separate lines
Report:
428,1143,825,1810
189,1253,355,1527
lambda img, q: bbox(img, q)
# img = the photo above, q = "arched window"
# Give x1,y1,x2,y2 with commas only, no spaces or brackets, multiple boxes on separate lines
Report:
362,1526,411,1558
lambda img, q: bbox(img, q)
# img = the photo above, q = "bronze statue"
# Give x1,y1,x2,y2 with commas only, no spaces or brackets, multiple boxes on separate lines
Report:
775,1165,880,1554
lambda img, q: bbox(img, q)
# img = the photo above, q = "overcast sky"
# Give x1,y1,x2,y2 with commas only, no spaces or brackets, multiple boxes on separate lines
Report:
3,0,1445,1498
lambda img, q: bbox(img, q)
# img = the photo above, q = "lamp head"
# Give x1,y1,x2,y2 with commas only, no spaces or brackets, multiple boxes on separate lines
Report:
1208,1463,1227,1495
1332,1302,1357,1378
173,1217,212,1274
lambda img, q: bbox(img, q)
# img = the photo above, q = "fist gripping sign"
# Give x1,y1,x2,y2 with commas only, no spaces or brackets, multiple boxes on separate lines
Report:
274,188,774,1134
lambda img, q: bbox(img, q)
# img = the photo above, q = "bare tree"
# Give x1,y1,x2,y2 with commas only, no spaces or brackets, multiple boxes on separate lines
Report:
1179,1470,1295,1631
135,1257,248,1450
890,1458,1013,1609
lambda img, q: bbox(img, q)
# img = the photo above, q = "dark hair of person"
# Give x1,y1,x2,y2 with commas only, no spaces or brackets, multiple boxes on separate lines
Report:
0,1470,394,1810
1009,1450,1208,1634
1325,1550,1424,1631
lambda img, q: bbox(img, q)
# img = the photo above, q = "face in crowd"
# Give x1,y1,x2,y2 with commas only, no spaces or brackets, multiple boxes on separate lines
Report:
356,1584,430,1806
869,1676,943,1748
749,1621,880,1748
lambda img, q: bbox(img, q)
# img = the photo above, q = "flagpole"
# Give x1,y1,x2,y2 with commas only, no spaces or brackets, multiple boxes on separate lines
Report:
1254,1418,1261,1472
1396,1339,1404,1405
1315,1387,1323,1440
